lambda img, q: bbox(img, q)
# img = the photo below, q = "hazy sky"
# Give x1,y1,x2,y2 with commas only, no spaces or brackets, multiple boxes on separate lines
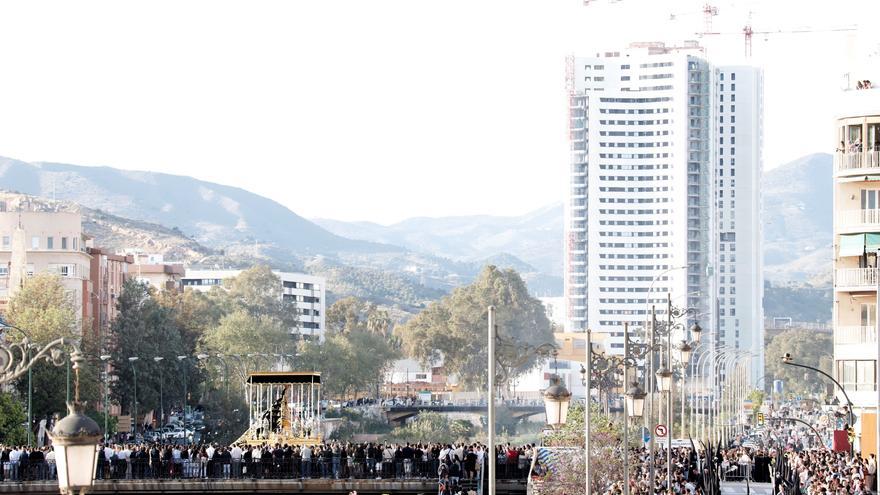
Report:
0,0,876,224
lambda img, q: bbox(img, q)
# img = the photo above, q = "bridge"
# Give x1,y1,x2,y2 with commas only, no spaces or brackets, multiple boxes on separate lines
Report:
0,479,527,494
383,404,545,426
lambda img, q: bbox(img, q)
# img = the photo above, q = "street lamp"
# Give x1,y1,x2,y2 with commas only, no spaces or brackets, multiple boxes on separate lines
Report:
99,355,111,443
656,366,673,393
626,382,647,418
543,375,572,428
153,357,165,426
128,357,139,440
50,350,101,495
781,352,855,428
176,355,189,442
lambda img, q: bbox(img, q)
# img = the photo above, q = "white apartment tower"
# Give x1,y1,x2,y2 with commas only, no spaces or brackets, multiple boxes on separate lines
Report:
564,42,764,381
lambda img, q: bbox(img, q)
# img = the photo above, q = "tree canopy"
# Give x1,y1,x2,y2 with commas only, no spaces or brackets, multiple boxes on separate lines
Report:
764,328,833,395
396,265,554,389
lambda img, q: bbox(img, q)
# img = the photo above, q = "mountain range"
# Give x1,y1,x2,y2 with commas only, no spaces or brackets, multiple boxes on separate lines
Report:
0,152,834,312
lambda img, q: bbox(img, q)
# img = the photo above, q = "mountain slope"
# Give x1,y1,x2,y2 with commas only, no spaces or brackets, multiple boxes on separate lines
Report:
762,153,833,285
0,156,400,256
315,202,564,276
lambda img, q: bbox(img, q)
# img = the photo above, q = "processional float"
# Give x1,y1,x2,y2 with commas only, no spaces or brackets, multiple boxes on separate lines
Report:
235,371,322,446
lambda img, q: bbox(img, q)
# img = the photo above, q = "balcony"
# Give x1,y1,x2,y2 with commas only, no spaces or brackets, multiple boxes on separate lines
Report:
835,325,877,345
838,209,880,231
835,151,880,177
835,268,878,290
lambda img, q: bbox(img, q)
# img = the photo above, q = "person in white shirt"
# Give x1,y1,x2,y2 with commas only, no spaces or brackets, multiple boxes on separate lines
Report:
206,444,215,460
46,447,57,479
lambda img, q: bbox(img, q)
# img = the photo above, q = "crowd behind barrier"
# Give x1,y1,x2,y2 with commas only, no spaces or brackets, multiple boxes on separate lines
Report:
0,441,533,486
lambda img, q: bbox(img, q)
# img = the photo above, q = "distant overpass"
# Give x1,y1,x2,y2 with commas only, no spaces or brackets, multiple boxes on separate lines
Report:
384,403,544,426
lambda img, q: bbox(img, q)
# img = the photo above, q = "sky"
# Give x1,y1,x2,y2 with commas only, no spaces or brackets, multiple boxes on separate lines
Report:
0,0,877,224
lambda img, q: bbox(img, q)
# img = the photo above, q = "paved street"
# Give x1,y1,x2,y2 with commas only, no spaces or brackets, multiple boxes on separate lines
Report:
720,482,774,495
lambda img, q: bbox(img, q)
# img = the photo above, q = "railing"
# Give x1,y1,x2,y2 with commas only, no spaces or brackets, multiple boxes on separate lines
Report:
0,457,528,483
836,151,880,173
839,209,880,229
834,325,877,344
835,268,878,288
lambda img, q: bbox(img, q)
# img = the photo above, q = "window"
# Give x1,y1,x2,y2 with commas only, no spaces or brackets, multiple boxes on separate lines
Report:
861,304,876,326
731,84,736,91
31,237,39,249
73,237,78,250
415,373,428,380
61,237,68,249
1,236,9,249
838,360,876,391
47,237,54,249
731,73,736,80
0,266,7,276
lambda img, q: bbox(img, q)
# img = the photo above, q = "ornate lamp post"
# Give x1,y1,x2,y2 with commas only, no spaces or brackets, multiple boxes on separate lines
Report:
153,357,165,426
50,350,102,495
99,354,112,442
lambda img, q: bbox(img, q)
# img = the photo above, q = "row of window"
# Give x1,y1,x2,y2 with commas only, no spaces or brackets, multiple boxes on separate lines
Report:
0,264,78,277
600,108,671,115
599,142,669,148
599,120,670,126
599,197,670,204
599,253,670,259
282,281,317,290
282,294,321,304
600,220,667,226
598,175,671,181
598,153,671,159
1,235,79,251
599,164,670,170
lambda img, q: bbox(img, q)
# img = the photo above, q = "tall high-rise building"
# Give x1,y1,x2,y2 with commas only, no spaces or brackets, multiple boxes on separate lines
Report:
563,42,764,380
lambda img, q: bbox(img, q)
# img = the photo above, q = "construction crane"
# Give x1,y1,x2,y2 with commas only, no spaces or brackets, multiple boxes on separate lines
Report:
697,16,857,57
670,3,720,35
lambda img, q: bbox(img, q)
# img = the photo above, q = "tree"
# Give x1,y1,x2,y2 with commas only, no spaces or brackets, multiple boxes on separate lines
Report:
764,329,833,395
6,274,97,426
200,309,295,384
297,330,399,399
385,412,475,444
326,297,393,337
110,280,192,421
213,266,300,331
0,392,28,445
6,273,79,344
155,287,222,355
396,265,554,389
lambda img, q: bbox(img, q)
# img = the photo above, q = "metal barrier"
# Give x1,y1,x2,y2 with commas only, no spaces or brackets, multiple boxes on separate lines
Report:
1,456,525,484
721,462,752,482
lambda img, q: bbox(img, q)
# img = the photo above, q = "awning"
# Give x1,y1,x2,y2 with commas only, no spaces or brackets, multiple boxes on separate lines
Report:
840,234,866,257
867,233,880,252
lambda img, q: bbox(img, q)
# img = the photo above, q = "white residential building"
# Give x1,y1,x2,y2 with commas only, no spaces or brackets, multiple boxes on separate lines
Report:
832,82,880,421
182,269,326,341
563,42,764,381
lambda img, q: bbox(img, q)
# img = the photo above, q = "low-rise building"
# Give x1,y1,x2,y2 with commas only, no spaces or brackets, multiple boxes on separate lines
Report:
182,269,326,340
0,197,93,327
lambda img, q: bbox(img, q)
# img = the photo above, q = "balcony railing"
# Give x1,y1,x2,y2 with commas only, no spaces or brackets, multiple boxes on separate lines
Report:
835,325,877,345
839,209,880,229
835,151,880,174
835,268,878,289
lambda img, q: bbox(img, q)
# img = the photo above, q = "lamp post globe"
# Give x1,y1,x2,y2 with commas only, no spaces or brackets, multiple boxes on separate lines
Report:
678,341,693,366
543,375,572,428
690,322,702,344
51,404,102,494
626,383,647,419
656,367,673,393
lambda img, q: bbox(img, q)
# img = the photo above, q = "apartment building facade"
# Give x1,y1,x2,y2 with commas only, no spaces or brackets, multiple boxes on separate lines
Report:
0,199,93,327
832,85,880,421
182,269,326,340
563,42,764,380
87,247,134,346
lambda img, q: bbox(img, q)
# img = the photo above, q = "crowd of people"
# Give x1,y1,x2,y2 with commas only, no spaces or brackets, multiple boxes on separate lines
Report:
0,440,535,490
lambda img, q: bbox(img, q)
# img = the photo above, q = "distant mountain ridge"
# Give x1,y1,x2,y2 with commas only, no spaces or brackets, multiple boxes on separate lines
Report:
762,153,833,285
315,202,564,277
0,156,396,257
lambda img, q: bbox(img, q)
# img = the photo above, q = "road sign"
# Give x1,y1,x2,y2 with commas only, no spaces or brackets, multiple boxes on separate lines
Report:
757,412,765,426
654,424,668,438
